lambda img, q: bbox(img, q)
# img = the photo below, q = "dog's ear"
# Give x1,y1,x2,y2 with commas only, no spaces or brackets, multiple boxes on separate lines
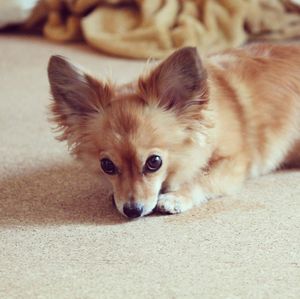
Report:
138,47,208,110
48,55,111,116
48,55,112,144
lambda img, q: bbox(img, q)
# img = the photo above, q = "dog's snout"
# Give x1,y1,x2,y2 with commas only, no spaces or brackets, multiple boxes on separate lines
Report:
123,202,144,218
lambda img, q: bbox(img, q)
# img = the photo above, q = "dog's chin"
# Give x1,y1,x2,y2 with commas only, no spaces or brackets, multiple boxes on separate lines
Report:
110,194,158,218
140,202,158,217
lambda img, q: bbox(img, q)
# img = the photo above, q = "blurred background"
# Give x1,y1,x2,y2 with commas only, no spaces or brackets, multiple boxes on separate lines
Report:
1,0,300,59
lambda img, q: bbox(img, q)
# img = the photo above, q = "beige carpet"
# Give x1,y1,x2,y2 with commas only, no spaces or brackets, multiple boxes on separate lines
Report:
0,35,299,299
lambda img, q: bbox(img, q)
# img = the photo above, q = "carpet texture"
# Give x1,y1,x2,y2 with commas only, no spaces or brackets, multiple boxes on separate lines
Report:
0,35,299,299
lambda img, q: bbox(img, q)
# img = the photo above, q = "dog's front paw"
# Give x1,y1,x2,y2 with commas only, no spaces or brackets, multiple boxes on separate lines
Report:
156,193,192,214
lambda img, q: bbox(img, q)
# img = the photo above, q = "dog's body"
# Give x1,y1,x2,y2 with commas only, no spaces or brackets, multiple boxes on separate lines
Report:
48,43,300,218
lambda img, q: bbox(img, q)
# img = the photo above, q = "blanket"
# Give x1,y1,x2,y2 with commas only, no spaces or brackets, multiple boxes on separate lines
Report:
6,0,300,58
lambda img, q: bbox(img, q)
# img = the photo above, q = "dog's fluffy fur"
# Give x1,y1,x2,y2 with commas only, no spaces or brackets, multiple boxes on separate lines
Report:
48,43,300,218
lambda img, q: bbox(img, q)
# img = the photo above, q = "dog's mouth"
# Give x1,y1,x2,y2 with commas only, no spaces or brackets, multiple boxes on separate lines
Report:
110,189,165,217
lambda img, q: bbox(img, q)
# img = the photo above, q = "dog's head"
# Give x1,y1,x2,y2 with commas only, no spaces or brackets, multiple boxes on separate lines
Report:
48,47,212,218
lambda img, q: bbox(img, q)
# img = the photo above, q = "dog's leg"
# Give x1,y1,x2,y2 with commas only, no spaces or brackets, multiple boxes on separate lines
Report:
157,154,249,214
199,153,249,197
156,184,208,214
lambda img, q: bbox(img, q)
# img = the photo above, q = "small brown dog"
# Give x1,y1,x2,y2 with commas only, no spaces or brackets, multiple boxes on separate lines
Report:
48,43,300,218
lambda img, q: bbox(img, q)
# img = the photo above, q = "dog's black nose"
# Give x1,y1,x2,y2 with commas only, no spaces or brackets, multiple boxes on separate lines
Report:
123,203,143,218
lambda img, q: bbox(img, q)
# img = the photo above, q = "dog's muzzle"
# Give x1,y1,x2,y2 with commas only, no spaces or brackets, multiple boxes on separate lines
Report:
110,194,144,218
122,202,144,218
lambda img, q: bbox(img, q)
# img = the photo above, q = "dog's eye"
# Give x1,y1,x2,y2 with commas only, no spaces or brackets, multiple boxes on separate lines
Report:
145,155,162,173
100,158,118,175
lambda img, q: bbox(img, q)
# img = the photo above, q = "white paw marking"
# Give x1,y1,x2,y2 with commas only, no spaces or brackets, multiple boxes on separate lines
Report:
156,186,208,214
156,193,191,214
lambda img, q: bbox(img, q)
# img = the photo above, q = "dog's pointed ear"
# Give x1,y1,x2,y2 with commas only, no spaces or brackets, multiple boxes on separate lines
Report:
48,55,111,116
138,47,208,110
48,56,112,148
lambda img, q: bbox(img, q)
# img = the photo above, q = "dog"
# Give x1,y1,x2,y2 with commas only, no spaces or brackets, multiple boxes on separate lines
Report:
47,43,300,219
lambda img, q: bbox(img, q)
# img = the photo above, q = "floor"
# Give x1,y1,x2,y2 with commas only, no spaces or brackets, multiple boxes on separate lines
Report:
0,34,299,299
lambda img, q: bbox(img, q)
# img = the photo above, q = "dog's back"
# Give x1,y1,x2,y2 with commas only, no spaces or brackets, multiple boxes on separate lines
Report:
207,43,300,176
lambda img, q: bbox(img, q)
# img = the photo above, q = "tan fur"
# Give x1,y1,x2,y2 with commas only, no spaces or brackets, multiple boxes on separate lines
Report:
48,44,300,218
